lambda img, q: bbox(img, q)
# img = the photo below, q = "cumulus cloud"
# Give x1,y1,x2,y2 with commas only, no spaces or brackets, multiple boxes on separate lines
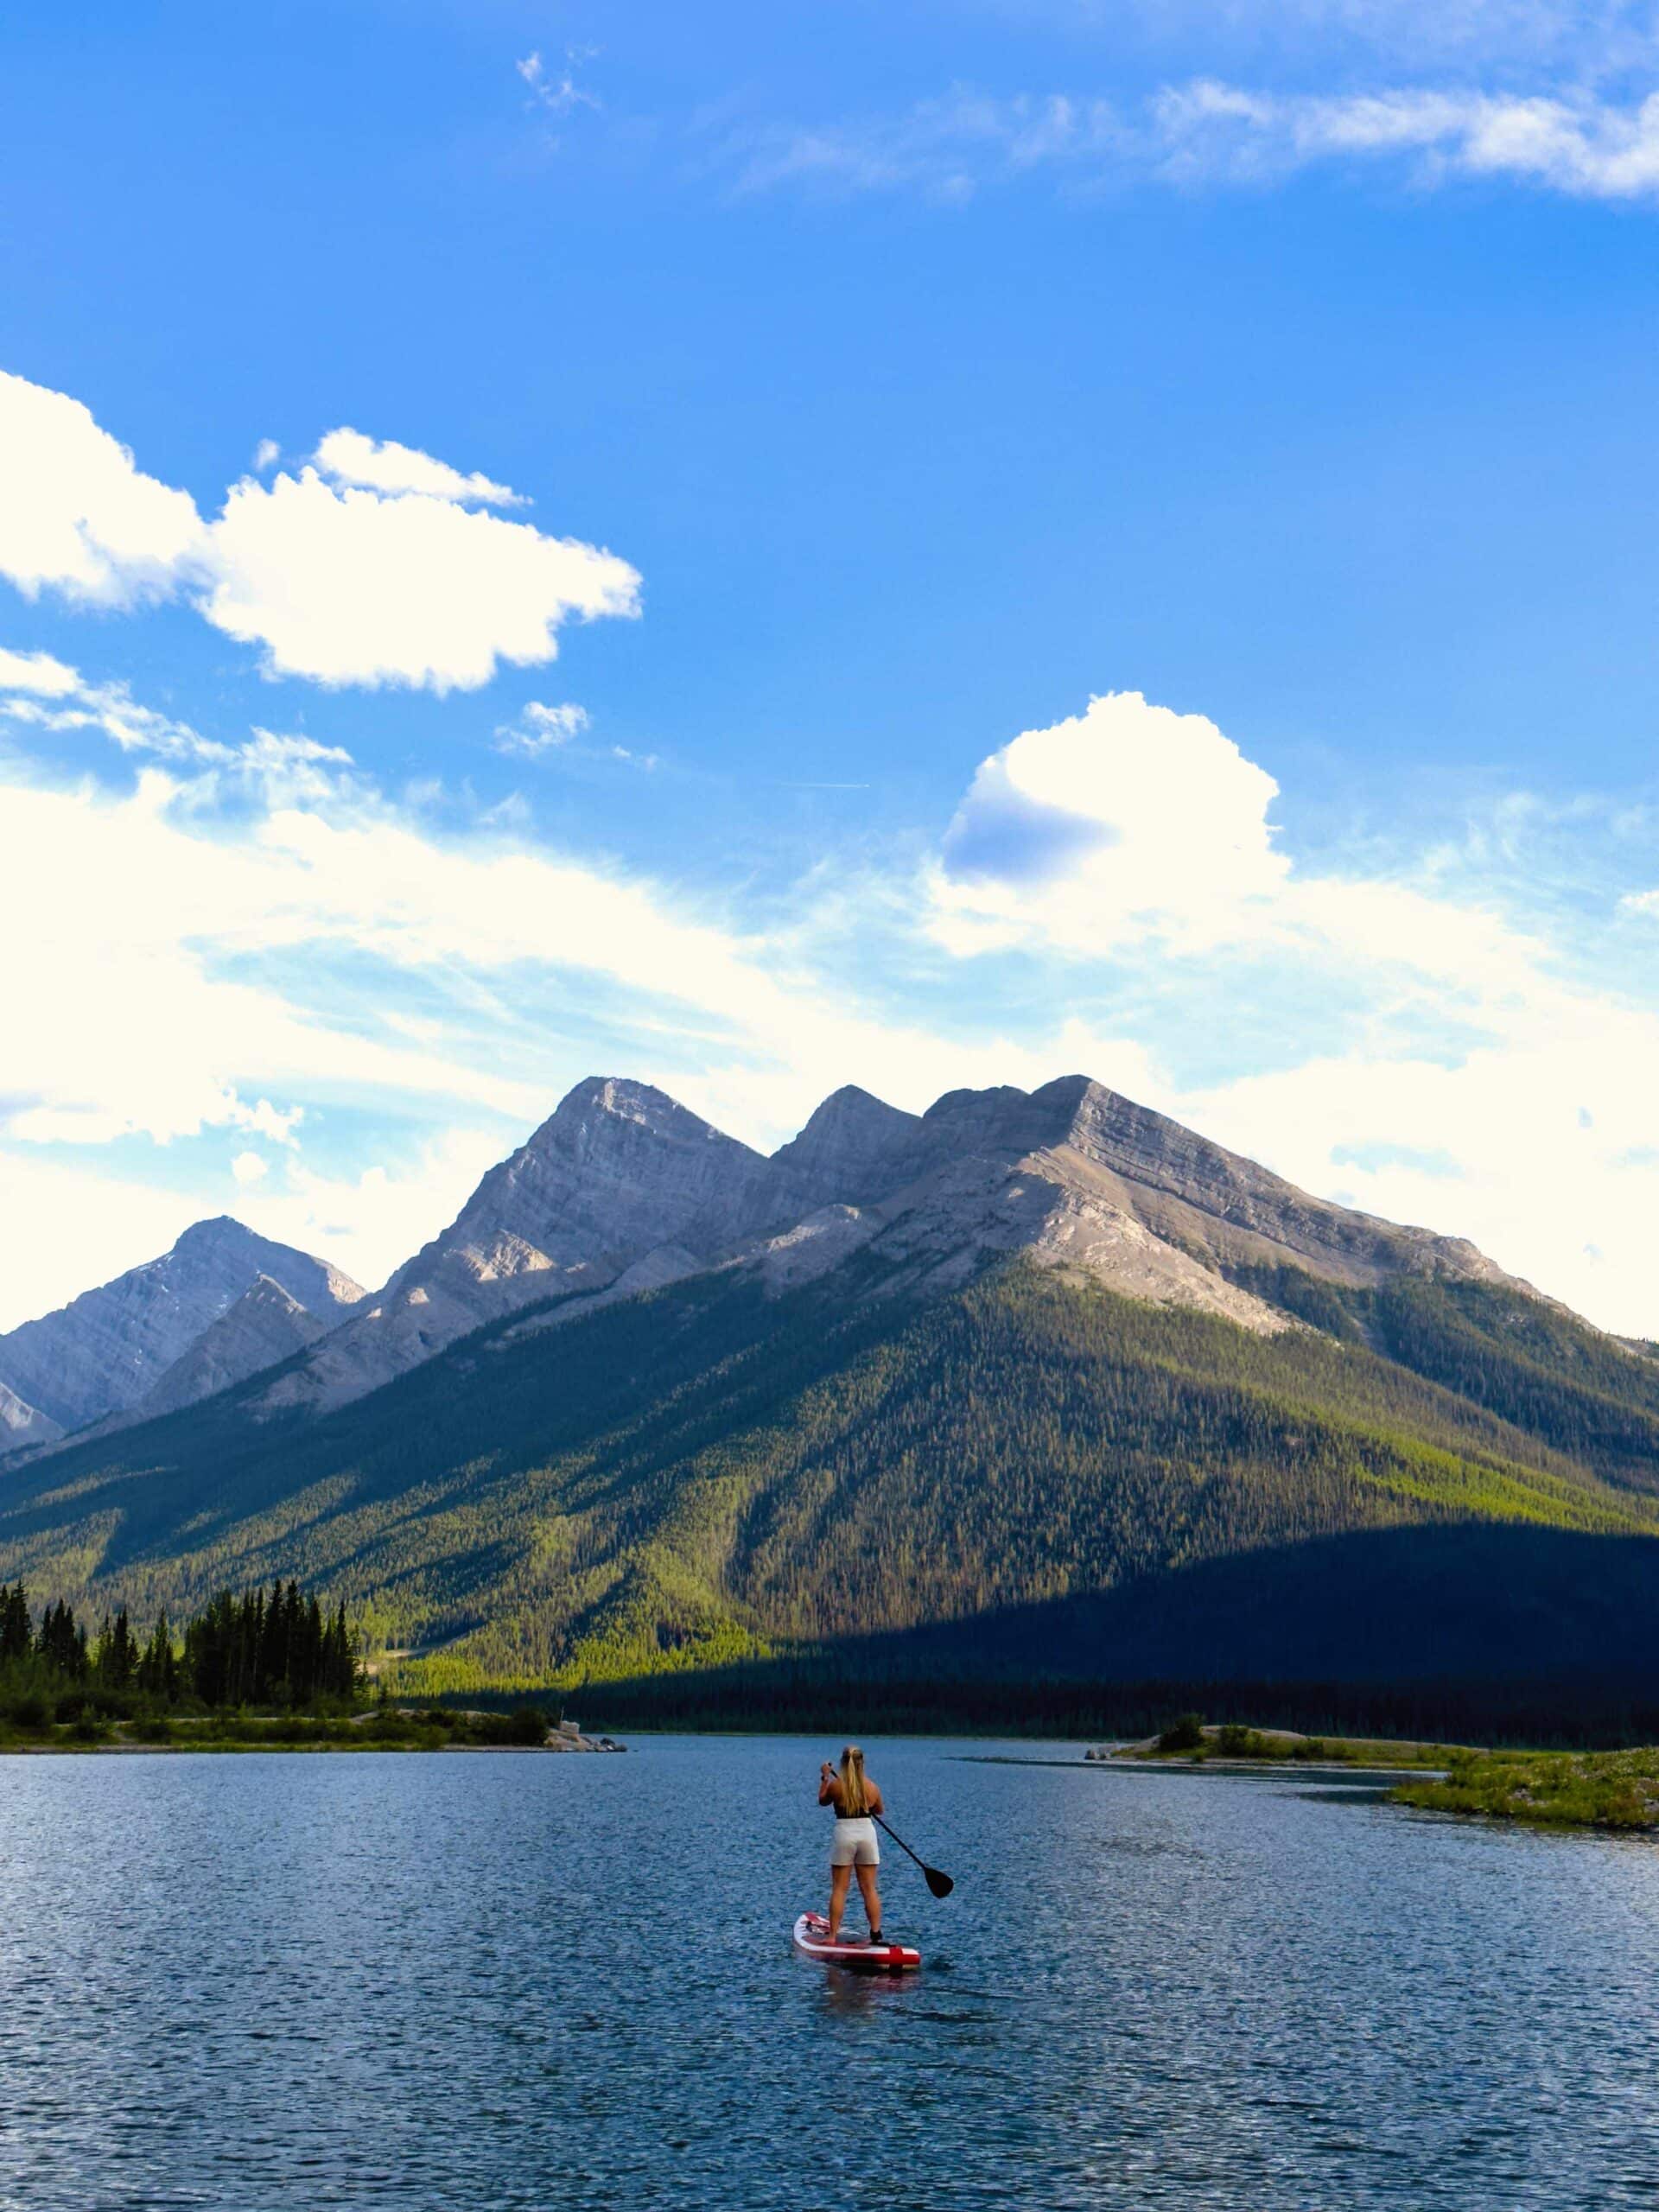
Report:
0,678,1166,1327
934,691,1288,954
315,427,525,509
198,468,639,690
0,369,205,605
0,371,641,693
928,689,1659,1333
231,1151,269,1186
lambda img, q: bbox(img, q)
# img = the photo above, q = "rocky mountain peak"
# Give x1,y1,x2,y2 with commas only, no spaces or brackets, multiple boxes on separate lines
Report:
770,1085,922,1201
172,1214,256,1252
0,1219,364,1434
535,1076,753,1166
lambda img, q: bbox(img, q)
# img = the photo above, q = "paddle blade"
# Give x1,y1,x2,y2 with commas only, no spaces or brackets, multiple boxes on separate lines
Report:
924,1866,955,1898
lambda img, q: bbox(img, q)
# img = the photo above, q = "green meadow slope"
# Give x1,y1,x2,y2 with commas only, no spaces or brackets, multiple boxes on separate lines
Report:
4,1257,1659,1696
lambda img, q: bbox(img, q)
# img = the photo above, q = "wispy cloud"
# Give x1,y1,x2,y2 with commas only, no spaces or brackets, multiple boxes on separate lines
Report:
717,79,1659,204
517,48,601,124
493,700,590,758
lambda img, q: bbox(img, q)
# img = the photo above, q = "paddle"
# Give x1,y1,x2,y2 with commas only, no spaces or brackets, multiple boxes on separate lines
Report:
874,1813,954,1898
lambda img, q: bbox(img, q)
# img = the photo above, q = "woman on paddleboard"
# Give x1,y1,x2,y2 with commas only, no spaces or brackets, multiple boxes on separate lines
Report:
818,1745,884,1945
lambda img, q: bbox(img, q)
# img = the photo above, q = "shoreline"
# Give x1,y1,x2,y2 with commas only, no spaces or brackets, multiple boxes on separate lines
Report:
0,1713,626,1757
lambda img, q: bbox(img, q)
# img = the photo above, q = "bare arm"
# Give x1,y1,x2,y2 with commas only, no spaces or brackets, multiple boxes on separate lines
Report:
818,1761,838,1808
868,1781,885,1815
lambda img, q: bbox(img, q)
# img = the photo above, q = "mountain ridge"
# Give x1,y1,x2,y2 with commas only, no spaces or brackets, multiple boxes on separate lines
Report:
0,1217,364,1435
5,1069,1638,1708
242,1070,1539,1423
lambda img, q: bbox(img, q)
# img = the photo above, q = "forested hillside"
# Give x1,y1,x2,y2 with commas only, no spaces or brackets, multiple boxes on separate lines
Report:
4,1255,1659,1701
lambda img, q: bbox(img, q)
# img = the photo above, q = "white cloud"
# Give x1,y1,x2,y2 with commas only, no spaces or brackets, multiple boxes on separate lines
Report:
1153,80,1659,198
0,652,362,785
231,1150,269,1186
196,467,639,690
927,689,1659,1333
722,79,1659,205
1,670,234,766
0,1132,509,1331
252,438,281,472
0,369,206,606
236,1129,511,1295
518,48,601,122
494,700,590,757
315,427,526,509
0,1154,211,1333
0,646,79,696
10,652,1659,1338
934,691,1287,955
0,372,641,693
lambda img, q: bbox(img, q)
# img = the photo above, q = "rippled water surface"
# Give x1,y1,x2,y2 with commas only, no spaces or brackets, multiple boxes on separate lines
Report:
3,1737,1657,2209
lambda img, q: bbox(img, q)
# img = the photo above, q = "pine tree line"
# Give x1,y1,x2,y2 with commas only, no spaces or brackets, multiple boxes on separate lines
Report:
0,1578,358,1707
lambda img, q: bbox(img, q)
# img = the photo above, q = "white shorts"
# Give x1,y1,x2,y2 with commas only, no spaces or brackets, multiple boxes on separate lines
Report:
830,1816,880,1868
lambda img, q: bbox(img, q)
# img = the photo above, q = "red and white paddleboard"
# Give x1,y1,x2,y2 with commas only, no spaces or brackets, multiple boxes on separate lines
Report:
792,1911,922,1972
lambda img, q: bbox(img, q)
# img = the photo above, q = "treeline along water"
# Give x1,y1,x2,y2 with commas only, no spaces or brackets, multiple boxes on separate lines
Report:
0,1578,357,1717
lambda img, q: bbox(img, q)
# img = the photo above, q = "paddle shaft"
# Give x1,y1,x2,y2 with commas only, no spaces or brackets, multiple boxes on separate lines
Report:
873,1814,954,1895
873,1813,926,1870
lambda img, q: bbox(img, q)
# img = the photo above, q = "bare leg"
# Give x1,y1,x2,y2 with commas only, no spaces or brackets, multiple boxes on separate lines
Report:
854,1860,882,1939
827,1862,853,1942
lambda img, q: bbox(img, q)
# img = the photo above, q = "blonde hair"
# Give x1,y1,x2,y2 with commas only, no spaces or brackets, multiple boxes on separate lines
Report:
838,1744,868,1818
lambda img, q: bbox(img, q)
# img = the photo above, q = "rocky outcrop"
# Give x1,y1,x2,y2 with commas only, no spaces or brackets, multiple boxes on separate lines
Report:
0,1379,60,1451
135,1276,330,1419
0,1218,364,1432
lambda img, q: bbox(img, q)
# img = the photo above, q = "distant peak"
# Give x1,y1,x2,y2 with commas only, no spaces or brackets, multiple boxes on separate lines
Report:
792,1084,916,1136
770,1085,924,1201
518,1077,757,1169
548,1075,698,1128
1028,1073,1109,1112
171,1216,254,1250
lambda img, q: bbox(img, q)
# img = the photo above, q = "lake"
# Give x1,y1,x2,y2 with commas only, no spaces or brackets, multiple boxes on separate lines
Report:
2,1736,1657,2209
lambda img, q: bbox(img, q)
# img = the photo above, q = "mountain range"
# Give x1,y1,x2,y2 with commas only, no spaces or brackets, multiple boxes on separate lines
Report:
5,1071,1659,1711
0,1218,363,1444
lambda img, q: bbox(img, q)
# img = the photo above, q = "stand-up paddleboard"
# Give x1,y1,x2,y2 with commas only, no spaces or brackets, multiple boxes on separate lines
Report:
792,1911,921,1973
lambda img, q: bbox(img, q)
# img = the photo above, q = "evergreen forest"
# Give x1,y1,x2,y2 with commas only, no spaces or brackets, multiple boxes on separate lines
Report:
0,1576,358,1724
6,1252,1659,1728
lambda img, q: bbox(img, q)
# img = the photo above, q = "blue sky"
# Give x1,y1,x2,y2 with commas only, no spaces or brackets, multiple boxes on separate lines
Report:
4,0,1659,1331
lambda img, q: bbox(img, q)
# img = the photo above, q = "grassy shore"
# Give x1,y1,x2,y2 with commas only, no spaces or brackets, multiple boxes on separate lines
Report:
1392,1748,1659,1832
0,1706,584,1754
1109,1721,1462,1770
1111,1719,1659,1832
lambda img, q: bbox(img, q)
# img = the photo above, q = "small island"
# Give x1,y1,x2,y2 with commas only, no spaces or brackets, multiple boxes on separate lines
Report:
1091,1714,1659,1834
0,1578,620,1754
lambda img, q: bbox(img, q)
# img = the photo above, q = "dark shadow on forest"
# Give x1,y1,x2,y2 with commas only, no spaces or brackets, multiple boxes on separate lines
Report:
577,1522,1659,1746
